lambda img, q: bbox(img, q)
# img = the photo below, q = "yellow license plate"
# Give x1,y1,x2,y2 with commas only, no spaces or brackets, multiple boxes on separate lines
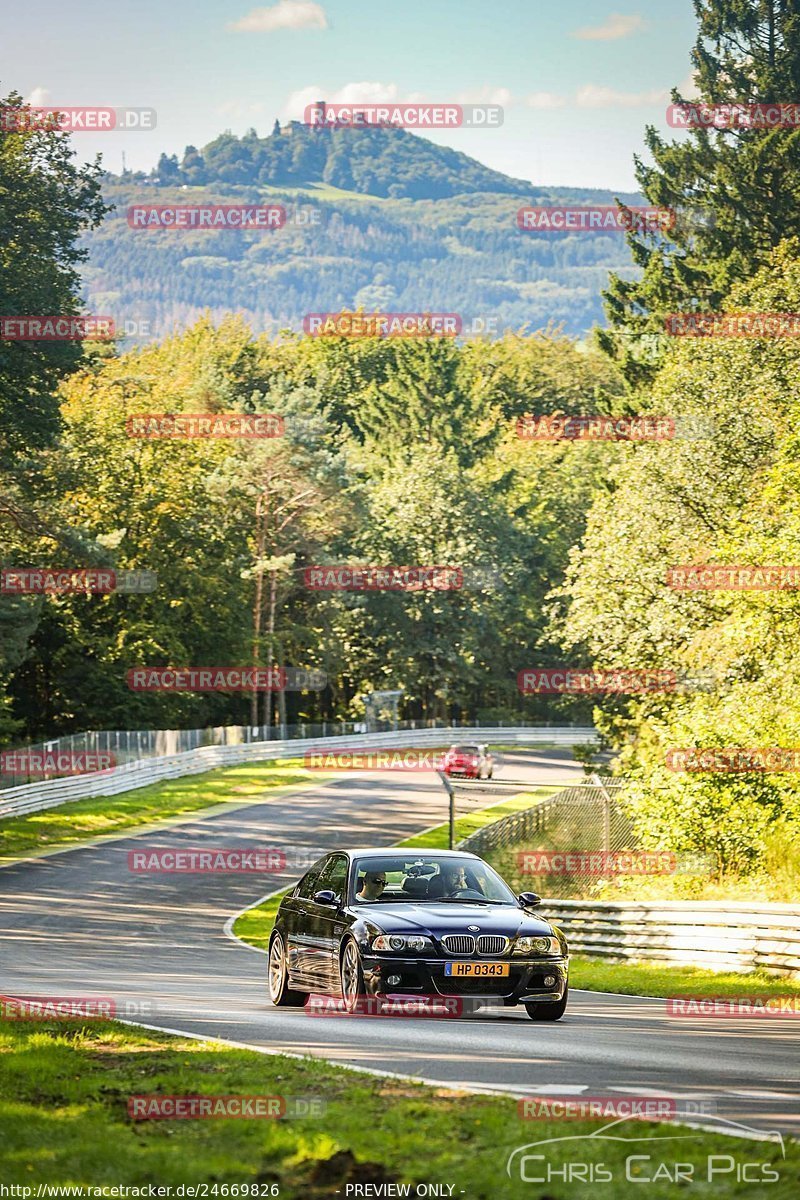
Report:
444,962,510,977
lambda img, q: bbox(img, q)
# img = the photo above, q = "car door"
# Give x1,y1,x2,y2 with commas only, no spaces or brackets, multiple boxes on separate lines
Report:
313,853,350,991
289,853,343,993
284,859,325,986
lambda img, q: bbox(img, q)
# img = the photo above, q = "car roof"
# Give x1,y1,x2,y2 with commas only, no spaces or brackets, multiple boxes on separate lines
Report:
343,847,480,859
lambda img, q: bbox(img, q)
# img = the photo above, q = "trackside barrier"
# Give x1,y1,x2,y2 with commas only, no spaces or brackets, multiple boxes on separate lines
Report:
0,726,598,820
540,899,800,975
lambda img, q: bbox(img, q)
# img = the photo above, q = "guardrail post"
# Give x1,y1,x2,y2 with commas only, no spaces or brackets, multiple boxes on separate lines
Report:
437,770,456,849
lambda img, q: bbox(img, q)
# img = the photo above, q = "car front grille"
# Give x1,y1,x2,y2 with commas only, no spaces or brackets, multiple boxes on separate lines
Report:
476,935,509,955
441,934,475,954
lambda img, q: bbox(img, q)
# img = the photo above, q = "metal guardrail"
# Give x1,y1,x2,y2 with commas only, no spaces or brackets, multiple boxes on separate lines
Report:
541,899,800,974
0,726,599,820
0,719,595,790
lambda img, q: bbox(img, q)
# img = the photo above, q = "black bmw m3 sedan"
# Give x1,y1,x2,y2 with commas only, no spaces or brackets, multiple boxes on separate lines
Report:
267,848,569,1020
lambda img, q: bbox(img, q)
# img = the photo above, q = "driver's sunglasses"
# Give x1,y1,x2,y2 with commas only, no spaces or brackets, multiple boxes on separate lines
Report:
371,877,387,885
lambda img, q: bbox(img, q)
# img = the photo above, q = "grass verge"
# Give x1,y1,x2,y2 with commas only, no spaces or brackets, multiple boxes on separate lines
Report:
570,956,800,999
0,759,330,860
0,1018,794,1198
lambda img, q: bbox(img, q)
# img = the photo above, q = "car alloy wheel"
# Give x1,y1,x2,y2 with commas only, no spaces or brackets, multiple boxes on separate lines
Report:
340,939,364,1012
268,931,307,1007
268,933,285,1003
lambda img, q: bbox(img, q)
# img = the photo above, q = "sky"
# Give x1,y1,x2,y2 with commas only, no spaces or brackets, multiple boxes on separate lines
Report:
1,0,700,189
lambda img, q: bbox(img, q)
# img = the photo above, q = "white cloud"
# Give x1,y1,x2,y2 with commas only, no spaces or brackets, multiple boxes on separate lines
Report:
572,12,645,41
525,92,567,110
218,100,267,119
229,1,328,33
454,86,513,107
25,86,51,106
575,83,668,108
283,81,399,120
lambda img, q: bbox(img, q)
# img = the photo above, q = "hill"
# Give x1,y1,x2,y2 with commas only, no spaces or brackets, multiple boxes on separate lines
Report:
82,123,643,342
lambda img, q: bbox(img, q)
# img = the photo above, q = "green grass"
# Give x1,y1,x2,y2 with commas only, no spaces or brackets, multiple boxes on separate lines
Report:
233,890,288,953
0,759,331,860
570,956,800,999
0,1018,794,1197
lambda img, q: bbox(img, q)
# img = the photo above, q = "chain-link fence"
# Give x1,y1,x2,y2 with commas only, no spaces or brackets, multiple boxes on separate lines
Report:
460,778,635,899
459,776,718,898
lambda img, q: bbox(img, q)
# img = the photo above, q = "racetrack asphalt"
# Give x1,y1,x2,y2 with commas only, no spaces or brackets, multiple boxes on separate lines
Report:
0,749,797,1140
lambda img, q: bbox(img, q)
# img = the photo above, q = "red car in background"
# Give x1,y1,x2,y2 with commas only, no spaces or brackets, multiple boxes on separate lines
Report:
442,743,494,779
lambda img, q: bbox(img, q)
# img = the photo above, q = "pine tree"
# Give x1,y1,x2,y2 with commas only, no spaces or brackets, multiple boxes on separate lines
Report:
600,0,800,384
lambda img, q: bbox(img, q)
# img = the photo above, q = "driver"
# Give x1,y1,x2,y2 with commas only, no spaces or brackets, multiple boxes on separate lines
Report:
443,865,468,895
356,870,387,901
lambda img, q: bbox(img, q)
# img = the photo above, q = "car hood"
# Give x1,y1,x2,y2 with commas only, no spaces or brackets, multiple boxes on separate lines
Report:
356,901,557,938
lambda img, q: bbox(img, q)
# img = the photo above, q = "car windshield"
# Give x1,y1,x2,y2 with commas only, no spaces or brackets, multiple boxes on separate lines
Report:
351,855,516,904
451,745,480,754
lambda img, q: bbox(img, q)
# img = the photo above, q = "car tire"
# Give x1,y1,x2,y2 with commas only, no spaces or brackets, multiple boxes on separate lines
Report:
267,930,307,1007
524,987,568,1021
340,938,366,1012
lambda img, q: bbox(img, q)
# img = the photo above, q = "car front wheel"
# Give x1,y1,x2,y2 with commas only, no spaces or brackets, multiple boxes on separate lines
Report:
340,938,366,1012
524,987,568,1021
268,930,307,1007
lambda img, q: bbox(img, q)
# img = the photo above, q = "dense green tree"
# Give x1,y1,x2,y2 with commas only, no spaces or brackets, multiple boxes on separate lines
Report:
561,242,800,881
601,0,800,383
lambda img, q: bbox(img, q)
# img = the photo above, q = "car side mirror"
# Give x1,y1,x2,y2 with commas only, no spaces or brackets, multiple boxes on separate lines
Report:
313,889,339,906
518,891,542,908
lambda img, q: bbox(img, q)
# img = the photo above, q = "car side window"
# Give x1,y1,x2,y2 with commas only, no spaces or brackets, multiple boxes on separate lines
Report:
316,853,347,899
296,860,326,899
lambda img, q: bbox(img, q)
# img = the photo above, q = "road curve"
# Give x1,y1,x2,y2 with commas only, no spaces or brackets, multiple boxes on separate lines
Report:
0,749,797,1139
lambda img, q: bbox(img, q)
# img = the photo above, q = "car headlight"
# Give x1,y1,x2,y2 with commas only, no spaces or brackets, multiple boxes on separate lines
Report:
372,934,433,953
513,935,561,956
